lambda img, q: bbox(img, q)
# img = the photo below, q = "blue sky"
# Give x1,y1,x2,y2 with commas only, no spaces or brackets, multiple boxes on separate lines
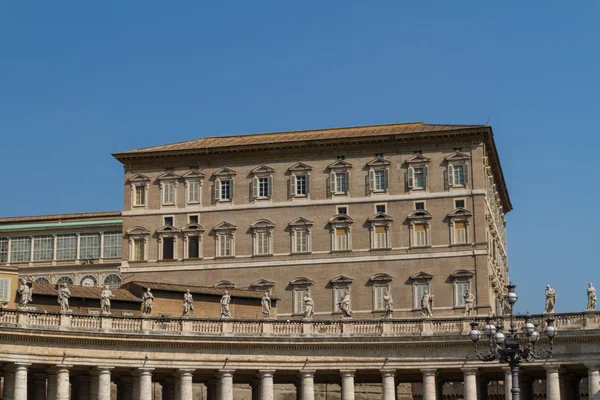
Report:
1,2,598,314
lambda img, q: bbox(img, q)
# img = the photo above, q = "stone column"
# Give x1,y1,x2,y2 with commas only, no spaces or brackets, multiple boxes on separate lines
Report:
381,370,396,400
13,363,30,400
587,364,600,399
138,368,154,400
258,370,275,400
421,369,437,400
218,370,235,400
544,365,561,400
89,370,99,400
3,365,15,400
340,370,355,400
55,365,71,400
502,366,512,400
34,373,47,400
120,377,134,400
461,367,477,400
76,375,90,400
46,368,57,400
97,367,113,400
299,370,315,400
178,369,195,400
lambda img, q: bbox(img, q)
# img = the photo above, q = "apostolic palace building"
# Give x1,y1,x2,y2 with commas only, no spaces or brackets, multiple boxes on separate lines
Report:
0,122,598,400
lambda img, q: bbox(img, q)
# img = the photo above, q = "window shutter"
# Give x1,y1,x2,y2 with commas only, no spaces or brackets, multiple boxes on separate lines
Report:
268,175,273,197
215,179,221,201
290,174,296,197
230,178,235,199
345,171,350,193
408,167,414,188
384,168,390,190
253,176,259,198
423,165,428,189
464,163,469,184
330,172,336,194
448,165,455,186
305,174,310,195
369,169,375,191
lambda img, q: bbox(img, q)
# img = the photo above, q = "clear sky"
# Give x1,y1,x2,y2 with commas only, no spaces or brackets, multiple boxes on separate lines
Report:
1,2,598,314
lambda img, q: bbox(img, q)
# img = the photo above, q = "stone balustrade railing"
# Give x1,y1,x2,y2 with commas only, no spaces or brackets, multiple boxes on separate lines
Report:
0,309,598,337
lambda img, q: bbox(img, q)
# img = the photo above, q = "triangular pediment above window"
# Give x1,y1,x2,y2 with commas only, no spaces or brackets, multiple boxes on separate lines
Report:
214,221,238,231
157,171,181,181
445,152,471,162
288,162,313,172
213,167,236,177
405,154,431,164
289,217,314,227
251,165,275,174
250,279,275,288
215,280,236,288
368,212,393,222
450,269,475,279
156,225,180,234
330,275,353,284
410,271,433,281
181,223,205,233
369,273,393,282
366,158,391,167
126,226,150,235
329,214,354,224
327,160,353,170
290,277,313,286
407,210,433,220
128,173,150,183
447,208,473,218
182,170,206,179
251,219,275,229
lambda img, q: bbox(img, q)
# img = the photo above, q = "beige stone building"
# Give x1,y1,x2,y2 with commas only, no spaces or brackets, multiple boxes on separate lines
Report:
113,122,511,320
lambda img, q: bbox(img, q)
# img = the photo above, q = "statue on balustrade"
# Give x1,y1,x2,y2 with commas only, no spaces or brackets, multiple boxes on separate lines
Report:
383,289,394,319
17,280,32,309
421,291,433,318
545,285,556,313
338,292,352,319
303,294,314,320
183,290,194,317
142,288,154,315
464,290,476,317
220,291,232,318
587,283,597,311
57,283,71,313
261,292,272,319
100,285,113,314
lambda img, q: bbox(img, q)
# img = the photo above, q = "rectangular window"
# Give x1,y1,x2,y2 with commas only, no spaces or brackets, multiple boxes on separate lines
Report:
188,181,200,203
454,222,467,244
335,173,347,193
219,234,232,257
333,287,349,312
103,232,122,259
220,179,232,200
164,216,174,226
413,167,425,189
456,281,469,306
56,234,77,261
336,155,345,161
453,165,465,185
188,236,200,258
374,226,387,249
374,170,386,191
414,284,428,309
133,239,145,261
294,289,308,314
374,286,386,310
10,237,31,263
376,204,386,214
134,185,146,206
415,202,425,210
256,232,270,255
258,177,270,197
80,234,101,259
455,199,465,209
295,175,307,195
0,278,10,301
337,206,347,215
294,230,308,253
375,153,383,159
163,182,175,205
0,238,7,263
413,224,426,247
335,228,348,251
189,215,199,224
162,237,174,260
33,236,54,262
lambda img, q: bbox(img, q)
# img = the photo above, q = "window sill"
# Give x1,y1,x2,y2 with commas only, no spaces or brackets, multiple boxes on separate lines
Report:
253,253,273,258
215,199,232,204
370,247,392,251
409,187,426,192
215,256,235,260
331,249,352,254
331,192,349,197
184,257,203,261
186,201,201,206
129,260,147,263
449,243,471,247
132,205,147,208
291,251,312,256
410,245,431,249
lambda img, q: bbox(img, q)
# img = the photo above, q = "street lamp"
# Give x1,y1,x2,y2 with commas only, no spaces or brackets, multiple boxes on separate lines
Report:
468,283,557,400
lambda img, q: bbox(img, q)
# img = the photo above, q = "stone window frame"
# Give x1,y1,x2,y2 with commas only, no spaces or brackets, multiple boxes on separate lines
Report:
251,165,275,201
329,214,353,253
367,212,393,250
366,158,391,195
444,152,471,190
330,275,353,314
327,160,352,197
289,217,313,255
213,167,236,203
405,153,431,192
450,269,474,308
290,277,313,316
407,210,433,248
125,226,150,262
182,169,205,206
128,173,150,208
250,279,275,293
447,208,473,245
215,280,236,289
157,171,181,208
369,273,393,312
181,223,205,259
80,275,98,287
214,221,237,258
288,162,313,199
251,219,275,257
156,225,179,261
410,271,433,310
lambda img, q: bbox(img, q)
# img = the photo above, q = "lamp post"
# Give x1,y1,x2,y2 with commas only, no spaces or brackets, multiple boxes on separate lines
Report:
468,283,557,400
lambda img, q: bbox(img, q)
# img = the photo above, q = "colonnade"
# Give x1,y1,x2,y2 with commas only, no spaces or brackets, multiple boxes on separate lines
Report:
1,362,599,399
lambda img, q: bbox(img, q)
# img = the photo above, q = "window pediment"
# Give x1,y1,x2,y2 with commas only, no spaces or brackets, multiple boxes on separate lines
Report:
251,165,275,175
157,171,181,181
126,226,150,236
289,217,313,227
407,210,433,220
369,273,393,282
214,221,238,231
181,223,205,233
366,158,391,167
288,162,313,172
251,219,275,229
445,152,470,162
330,275,353,285
329,214,354,224
368,212,393,223
250,279,275,289
450,269,474,279
182,170,205,180
447,208,473,218
156,225,180,235
215,280,236,288
410,271,433,281
405,154,431,164
327,160,353,170
128,173,150,183
213,167,236,177
290,277,313,286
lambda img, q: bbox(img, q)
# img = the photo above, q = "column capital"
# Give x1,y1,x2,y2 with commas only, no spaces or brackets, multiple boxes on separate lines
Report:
544,364,561,373
340,369,356,377
501,366,512,373
421,368,437,376
218,369,235,378
97,366,114,372
299,369,316,377
380,369,396,378
14,362,32,368
461,367,478,375
258,369,276,377
178,368,195,376
138,367,154,376
585,363,600,371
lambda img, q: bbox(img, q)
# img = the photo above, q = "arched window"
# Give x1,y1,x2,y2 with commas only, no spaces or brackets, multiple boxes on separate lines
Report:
103,274,122,289
34,277,50,284
80,275,98,287
57,276,74,285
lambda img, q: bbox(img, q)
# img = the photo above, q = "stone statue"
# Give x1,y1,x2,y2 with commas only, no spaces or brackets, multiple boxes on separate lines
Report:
142,288,154,315
57,283,71,313
100,285,113,314
382,289,393,319
545,285,556,313
17,280,32,309
261,292,272,319
220,291,232,318
587,283,597,311
183,290,194,316
464,290,476,317
421,291,433,318
338,291,352,319
303,294,314,319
